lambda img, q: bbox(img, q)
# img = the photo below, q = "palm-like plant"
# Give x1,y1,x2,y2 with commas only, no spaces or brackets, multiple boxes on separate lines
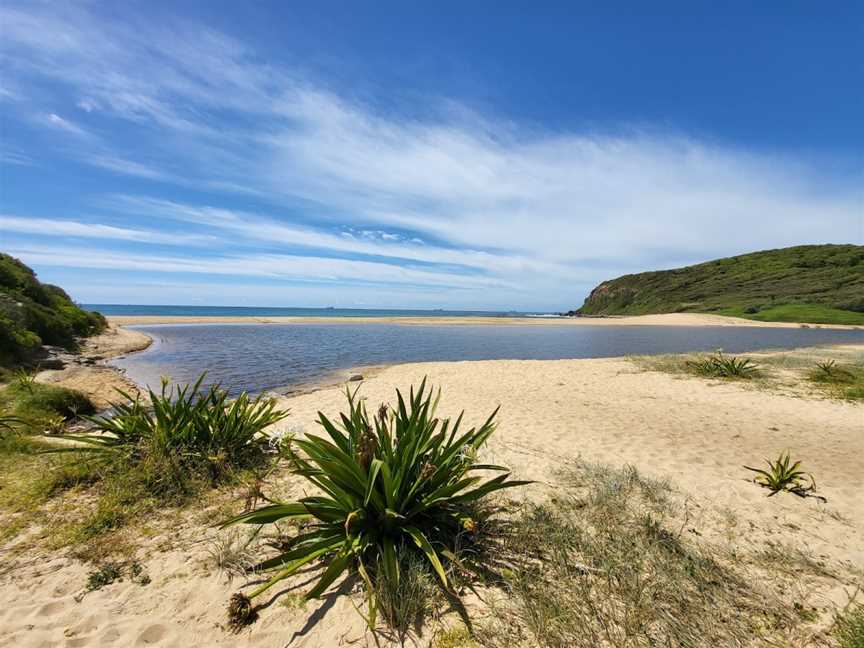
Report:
686,352,759,379
811,360,854,383
53,374,289,469
221,379,528,628
744,452,817,497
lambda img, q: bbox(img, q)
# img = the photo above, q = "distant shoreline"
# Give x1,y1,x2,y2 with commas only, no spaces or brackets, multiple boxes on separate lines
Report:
106,312,864,330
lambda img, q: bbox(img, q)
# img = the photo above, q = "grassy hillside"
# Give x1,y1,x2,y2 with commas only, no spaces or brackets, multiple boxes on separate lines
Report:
575,244,864,325
0,253,106,365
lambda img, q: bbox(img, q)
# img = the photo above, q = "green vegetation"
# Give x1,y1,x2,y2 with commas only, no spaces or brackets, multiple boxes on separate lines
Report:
744,452,819,498
574,244,864,324
835,603,864,648
718,303,864,325
67,375,288,481
0,380,94,429
0,374,289,552
0,252,106,365
479,463,805,647
808,359,864,401
85,560,150,592
221,380,528,631
685,352,760,379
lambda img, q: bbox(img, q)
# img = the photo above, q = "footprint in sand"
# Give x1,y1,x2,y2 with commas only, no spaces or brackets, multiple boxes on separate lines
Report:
136,624,168,645
37,600,66,616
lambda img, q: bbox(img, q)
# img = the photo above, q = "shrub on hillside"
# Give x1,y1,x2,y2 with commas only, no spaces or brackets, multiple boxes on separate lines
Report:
0,253,106,363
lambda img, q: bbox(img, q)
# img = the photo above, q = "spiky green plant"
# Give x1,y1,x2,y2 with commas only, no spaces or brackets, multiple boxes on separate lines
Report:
811,360,855,383
13,368,37,393
220,379,529,629
686,352,760,379
54,374,289,471
744,452,817,498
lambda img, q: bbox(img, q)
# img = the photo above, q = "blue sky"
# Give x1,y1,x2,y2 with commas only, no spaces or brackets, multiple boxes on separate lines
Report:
1,1,862,311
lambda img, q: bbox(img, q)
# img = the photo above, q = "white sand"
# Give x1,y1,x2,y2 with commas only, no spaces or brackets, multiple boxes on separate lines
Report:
2,347,862,647
107,312,862,329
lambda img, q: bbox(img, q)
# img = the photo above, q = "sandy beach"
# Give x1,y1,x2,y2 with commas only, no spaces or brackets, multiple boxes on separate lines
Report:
33,325,153,409
106,312,862,329
2,342,862,647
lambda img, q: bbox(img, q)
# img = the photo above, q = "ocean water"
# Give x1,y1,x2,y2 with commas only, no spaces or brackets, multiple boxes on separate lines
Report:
111,323,864,396
83,304,552,318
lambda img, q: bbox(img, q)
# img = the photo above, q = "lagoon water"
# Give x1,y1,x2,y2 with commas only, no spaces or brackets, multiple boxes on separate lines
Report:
112,323,864,396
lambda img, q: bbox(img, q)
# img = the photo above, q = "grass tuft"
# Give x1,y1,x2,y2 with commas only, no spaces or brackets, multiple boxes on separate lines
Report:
685,352,760,379
479,462,806,647
808,360,864,401
835,603,864,648
0,381,94,428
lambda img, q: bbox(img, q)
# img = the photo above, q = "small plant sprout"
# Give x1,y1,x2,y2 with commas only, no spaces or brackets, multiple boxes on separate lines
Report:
43,414,67,435
811,360,855,383
744,452,823,499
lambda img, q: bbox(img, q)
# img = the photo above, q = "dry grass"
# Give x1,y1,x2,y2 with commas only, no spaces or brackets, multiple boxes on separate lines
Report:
477,462,830,648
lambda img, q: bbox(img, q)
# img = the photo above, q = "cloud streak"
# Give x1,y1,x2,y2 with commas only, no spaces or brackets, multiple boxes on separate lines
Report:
1,1,860,309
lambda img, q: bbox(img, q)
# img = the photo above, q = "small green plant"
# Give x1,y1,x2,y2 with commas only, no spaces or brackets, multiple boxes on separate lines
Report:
0,381,94,425
807,360,864,401
221,380,528,631
43,414,67,435
86,562,123,591
834,602,864,648
686,352,760,379
811,360,855,383
58,374,289,475
744,452,821,499
13,368,38,393
84,560,150,592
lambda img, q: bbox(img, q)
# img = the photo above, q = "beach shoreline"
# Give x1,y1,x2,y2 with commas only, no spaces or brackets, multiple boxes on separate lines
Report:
34,324,154,409
4,342,863,647
106,312,863,330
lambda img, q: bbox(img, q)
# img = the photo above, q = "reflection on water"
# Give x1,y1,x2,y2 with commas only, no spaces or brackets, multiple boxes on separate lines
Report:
112,323,864,396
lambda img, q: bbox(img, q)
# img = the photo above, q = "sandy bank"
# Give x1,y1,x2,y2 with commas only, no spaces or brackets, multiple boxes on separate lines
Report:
35,325,153,409
2,345,862,647
106,312,861,329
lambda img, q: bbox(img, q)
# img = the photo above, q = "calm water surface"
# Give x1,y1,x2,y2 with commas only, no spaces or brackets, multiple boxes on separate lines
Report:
111,324,864,396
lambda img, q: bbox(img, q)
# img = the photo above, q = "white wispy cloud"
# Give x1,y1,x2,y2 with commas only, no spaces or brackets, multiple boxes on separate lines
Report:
0,215,215,245
1,1,860,308
5,243,518,292
41,112,92,138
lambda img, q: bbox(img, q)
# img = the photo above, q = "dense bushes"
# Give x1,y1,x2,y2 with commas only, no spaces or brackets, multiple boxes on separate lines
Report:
0,253,106,363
